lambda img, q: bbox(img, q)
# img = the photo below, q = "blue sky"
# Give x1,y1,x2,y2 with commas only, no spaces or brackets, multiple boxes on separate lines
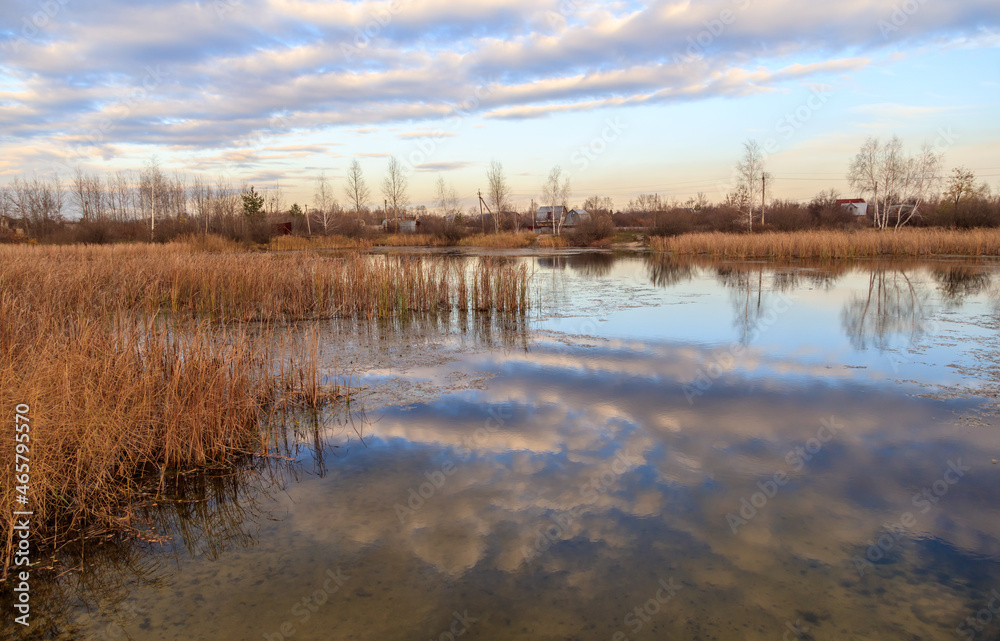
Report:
1,0,998,211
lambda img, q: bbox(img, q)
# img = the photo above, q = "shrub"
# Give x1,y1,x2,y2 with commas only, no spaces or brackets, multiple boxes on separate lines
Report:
567,212,615,246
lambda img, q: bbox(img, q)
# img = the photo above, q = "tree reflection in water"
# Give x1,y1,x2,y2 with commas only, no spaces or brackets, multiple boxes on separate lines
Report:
841,269,933,351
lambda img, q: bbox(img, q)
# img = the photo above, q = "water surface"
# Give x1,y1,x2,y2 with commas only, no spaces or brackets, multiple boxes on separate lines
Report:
16,251,1000,641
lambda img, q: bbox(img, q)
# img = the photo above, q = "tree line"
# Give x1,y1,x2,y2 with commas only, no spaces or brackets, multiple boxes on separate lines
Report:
1,137,998,244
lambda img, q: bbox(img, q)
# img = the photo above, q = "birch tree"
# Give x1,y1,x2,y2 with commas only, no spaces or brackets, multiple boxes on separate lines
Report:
848,136,942,229
344,158,370,218
735,139,767,231
435,176,460,217
541,165,571,235
381,156,408,227
486,160,512,233
313,172,337,234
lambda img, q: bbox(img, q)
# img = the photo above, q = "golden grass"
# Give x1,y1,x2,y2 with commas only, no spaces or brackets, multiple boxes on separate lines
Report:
458,232,537,248
0,243,530,572
269,234,369,251
650,229,1000,259
371,233,445,247
536,234,568,248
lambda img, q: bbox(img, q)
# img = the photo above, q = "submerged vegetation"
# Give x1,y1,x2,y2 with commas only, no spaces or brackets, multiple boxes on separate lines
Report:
0,241,529,573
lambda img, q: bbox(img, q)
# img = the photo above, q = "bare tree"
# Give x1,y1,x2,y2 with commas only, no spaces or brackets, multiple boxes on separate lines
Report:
583,195,614,215
486,160,512,233
848,136,943,229
0,184,12,222
139,158,165,235
381,156,409,227
735,139,768,231
344,158,370,219
435,176,460,217
313,172,337,234
72,168,104,221
265,182,285,218
106,170,135,222
11,174,63,238
541,165,571,235
944,167,979,210
190,175,212,232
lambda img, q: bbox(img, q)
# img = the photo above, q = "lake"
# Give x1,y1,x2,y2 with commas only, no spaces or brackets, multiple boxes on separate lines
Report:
16,250,1000,641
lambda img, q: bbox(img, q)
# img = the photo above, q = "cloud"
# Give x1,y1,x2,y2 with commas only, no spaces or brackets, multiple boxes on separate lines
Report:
396,131,458,139
413,161,480,172
0,0,997,175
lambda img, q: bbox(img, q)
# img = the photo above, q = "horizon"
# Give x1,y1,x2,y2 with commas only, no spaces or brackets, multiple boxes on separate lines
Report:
1,0,999,212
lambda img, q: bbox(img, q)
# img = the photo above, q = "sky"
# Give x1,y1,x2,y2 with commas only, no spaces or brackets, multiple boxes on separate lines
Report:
1,0,999,212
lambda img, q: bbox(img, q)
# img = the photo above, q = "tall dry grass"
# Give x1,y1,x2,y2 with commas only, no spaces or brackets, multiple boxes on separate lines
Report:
536,235,569,249
650,229,1000,259
269,235,369,251
0,243,529,573
458,232,536,248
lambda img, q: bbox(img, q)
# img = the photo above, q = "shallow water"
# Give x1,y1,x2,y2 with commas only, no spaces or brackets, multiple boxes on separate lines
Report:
13,251,1000,640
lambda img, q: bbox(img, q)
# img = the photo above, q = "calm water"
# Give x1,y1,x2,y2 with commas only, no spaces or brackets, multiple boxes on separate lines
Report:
13,251,1000,640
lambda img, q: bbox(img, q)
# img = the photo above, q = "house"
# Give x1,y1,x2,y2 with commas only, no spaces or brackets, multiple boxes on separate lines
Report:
836,198,868,216
534,205,565,232
0,215,24,237
564,208,591,227
534,206,591,232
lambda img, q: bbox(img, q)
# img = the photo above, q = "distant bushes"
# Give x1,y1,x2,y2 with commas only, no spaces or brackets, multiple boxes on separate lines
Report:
567,212,615,245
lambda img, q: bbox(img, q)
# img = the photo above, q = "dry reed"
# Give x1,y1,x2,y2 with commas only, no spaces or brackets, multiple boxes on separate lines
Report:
0,243,530,573
536,235,569,248
458,232,536,248
650,229,1000,259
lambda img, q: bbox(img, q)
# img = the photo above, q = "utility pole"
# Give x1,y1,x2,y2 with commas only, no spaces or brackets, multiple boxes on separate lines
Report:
761,175,766,226
304,204,311,236
478,189,485,234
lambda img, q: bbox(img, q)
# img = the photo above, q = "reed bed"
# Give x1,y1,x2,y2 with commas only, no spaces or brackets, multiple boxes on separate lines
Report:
0,244,530,323
269,235,369,251
650,229,1000,259
458,232,536,248
536,235,569,248
0,243,530,573
371,233,445,247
